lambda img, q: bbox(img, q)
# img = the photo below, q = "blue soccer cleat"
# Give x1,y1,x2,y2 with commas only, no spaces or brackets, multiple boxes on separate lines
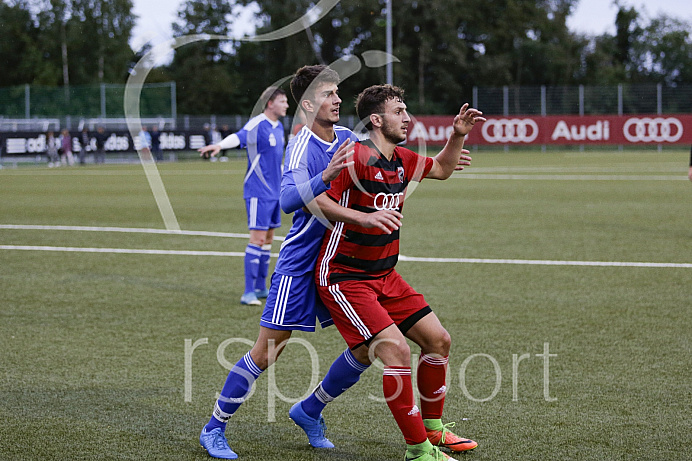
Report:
289,401,335,448
240,292,261,306
199,427,238,459
254,288,269,299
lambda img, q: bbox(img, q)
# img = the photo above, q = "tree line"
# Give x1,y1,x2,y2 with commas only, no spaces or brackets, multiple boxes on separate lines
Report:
1,0,691,115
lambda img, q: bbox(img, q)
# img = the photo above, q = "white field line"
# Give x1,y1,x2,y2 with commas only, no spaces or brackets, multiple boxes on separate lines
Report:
453,174,686,181
468,164,683,173
0,245,253,257
0,169,246,176
0,244,689,269
0,224,285,241
2,224,690,268
398,255,692,269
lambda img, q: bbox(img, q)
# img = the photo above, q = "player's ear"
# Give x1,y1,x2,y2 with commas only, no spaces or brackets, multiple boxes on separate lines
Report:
301,99,314,114
370,113,382,129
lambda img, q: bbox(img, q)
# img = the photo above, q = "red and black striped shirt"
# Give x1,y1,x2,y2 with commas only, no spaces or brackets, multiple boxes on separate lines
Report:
317,139,434,286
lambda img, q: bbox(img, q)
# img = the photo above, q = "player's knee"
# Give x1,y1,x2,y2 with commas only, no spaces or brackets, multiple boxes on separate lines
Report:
249,236,267,246
249,349,270,370
249,342,281,370
390,341,411,365
351,346,372,366
426,328,451,356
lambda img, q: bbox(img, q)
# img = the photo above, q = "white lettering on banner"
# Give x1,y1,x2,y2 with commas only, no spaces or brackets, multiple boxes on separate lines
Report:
189,135,207,150
623,117,683,143
4,135,46,154
408,123,453,142
551,121,610,141
373,192,404,211
482,119,539,143
105,134,130,151
160,133,186,150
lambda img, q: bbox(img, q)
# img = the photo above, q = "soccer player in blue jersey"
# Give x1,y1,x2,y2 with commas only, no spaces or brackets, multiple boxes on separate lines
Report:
199,87,289,306
199,65,403,459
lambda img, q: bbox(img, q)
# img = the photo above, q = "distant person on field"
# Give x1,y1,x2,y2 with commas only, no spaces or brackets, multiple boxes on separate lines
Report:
138,125,152,160
60,129,74,166
94,126,107,164
218,124,232,161
45,131,59,168
78,127,90,165
202,123,213,147
198,87,289,306
688,145,691,181
151,125,162,162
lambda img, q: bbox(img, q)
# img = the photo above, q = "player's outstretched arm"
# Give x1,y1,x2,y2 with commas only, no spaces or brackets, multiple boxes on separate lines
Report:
313,194,402,234
198,133,240,158
198,144,221,158
427,104,485,180
688,166,692,182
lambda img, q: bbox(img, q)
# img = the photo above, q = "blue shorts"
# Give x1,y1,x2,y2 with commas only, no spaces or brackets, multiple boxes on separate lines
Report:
246,197,281,231
260,272,334,332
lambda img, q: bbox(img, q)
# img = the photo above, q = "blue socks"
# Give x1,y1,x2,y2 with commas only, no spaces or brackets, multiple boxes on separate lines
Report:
205,352,264,432
301,348,370,419
254,244,271,292
244,244,262,294
206,348,369,432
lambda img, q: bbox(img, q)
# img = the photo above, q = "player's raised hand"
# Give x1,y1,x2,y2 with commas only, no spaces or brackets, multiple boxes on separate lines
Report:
453,103,486,137
322,140,355,184
359,209,403,234
455,149,472,171
198,144,221,159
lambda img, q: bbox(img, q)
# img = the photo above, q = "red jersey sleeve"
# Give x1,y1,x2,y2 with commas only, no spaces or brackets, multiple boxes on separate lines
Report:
398,147,434,182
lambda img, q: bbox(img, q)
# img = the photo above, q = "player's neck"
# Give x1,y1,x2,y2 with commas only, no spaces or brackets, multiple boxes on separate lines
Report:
308,118,336,143
368,131,395,160
263,108,279,122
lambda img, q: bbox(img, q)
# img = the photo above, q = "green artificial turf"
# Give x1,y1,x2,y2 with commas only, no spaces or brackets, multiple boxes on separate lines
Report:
1,149,690,460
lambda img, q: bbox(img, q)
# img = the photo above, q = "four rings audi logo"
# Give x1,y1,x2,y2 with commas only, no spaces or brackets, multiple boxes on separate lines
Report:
373,192,404,211
482,119,539,143
623,117,683,143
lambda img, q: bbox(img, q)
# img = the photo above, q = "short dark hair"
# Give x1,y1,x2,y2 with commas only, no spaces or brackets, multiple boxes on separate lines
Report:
356,84,406,130
290,65,340,105
260,86,286,109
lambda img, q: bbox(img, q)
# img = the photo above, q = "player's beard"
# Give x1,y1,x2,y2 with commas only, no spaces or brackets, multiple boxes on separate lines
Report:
381,119,407,145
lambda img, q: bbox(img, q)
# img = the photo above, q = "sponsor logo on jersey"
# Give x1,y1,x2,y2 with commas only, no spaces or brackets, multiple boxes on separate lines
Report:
373,192,404,211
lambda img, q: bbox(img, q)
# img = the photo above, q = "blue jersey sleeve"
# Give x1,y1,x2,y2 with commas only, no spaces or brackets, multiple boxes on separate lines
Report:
280,170,330,214
280,127,357,214
235,128,248,148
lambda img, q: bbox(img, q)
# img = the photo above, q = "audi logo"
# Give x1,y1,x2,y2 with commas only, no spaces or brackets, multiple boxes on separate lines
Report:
481,119,539,143
623,117,683,143
373,192,404,211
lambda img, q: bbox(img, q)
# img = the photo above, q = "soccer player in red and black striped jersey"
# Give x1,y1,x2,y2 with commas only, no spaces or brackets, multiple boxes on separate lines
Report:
313,85,485,461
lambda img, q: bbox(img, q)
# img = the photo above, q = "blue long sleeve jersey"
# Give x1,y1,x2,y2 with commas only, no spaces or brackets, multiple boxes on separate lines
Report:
275,125,358,276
